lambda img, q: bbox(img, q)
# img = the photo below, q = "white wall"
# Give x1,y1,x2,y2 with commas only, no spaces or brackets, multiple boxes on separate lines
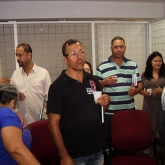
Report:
0,1,164,110
0,1,164,20
150,18,165,58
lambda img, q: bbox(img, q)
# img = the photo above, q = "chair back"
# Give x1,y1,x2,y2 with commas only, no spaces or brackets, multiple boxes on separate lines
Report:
111,110,152,151
27,120,60,165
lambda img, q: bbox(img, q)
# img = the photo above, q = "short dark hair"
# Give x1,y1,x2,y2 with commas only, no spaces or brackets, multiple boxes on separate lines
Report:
17,43,32,54
111,36,125,45
62,39,82,56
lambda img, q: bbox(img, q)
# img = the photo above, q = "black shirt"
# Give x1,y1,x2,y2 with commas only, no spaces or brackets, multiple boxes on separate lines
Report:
47,70,104,158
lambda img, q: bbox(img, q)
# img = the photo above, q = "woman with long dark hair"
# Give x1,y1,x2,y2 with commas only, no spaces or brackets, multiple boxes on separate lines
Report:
140,51,165,155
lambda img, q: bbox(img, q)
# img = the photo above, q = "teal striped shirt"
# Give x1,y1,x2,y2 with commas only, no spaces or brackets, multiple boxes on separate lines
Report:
96,55,141,114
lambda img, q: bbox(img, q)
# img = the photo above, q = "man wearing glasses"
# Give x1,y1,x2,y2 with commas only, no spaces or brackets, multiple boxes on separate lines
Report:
47,39,110,165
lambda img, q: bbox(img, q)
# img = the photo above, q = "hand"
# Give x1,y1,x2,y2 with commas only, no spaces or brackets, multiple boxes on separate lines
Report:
128,83,136,96
97,94,110,106
102,76,118,86
142,90,151,97
152,85,163,95
0,78,10,84
60,155,74,165
19,92,26,101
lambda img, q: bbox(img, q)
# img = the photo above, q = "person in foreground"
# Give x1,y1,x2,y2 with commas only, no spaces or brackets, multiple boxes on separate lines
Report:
96,36,143,142
140,51,165,154
47,39,110,165
11,43,51,124
0,83,40,165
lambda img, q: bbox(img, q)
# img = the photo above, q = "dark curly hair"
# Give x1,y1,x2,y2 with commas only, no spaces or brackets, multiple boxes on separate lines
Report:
142,51,165,80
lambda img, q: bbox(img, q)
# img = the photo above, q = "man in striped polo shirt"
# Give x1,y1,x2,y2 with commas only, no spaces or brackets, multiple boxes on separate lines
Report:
96,36,143,144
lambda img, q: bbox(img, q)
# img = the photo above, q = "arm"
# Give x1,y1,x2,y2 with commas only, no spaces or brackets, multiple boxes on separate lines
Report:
100,79,107,89
48,113,73,165
128,82,143,96
139,83,148,96
140,84,163,96
139,89,150,96
135,82,143,94
139,82,152,97
128,65,143,96
43,71,52,101
0,78,10,84
1,126,40,165
138,76,150,96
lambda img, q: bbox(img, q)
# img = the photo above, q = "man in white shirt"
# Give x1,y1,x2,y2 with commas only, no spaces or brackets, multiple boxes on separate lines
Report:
11,43,51,124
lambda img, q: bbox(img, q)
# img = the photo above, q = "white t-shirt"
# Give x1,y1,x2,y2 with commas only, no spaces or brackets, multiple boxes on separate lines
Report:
11,63,51,124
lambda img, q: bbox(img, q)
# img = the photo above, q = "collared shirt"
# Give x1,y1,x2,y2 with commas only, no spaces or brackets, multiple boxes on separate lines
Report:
47,70,104,158
96,55,142,114
11,63,51,124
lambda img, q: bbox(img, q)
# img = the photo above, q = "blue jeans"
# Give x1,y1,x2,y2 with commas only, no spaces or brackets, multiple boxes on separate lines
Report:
73,150,103,165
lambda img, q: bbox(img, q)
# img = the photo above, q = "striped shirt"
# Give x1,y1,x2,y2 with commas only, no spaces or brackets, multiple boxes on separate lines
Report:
96,55,141,114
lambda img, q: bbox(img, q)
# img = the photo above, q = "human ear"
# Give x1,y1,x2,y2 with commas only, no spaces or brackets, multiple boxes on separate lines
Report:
9,99,16,109
62,56,67,64
28,52,32,59
110,46,112,51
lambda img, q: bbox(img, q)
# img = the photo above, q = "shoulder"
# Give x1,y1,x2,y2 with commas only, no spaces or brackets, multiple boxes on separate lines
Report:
35,64,49,73
0,107,22,129
12,67,22,76
125,58,137,66
34,64,50,78
0,107,12,116
97,60,114,73
50,75,64,89
97,59,109,68
48,75,65,99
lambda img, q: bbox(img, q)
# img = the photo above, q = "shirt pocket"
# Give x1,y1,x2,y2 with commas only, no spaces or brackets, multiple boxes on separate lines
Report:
28,81,43,94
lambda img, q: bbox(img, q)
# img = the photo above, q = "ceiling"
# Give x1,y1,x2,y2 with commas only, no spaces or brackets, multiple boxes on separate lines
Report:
0,0,164,2
0,0,163,22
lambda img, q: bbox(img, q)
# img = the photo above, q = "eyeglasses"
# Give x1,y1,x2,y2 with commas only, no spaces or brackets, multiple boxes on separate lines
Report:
65,50,86,57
